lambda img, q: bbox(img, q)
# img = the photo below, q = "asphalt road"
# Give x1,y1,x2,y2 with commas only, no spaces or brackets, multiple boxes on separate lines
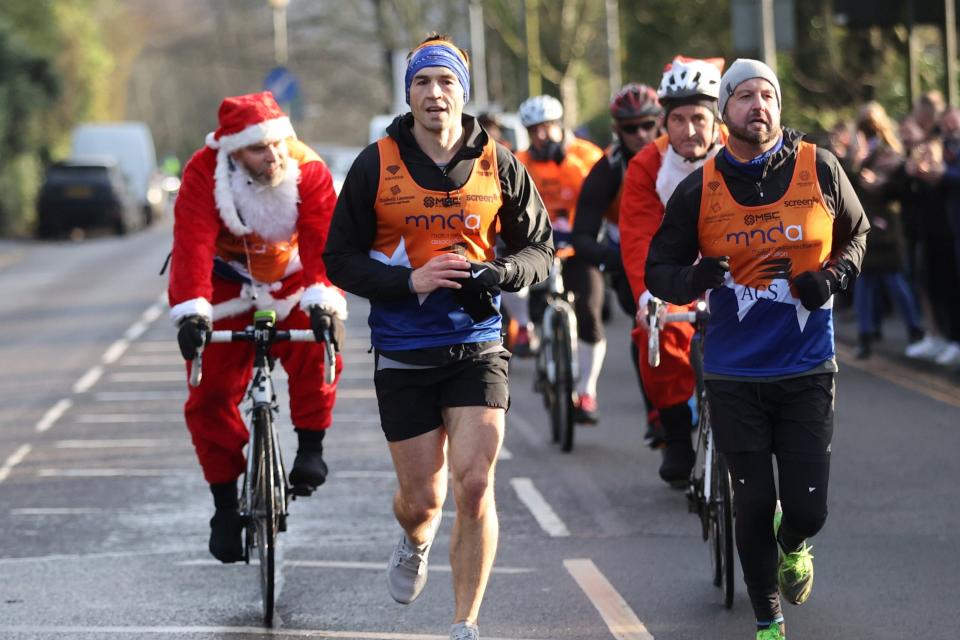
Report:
0,223,957,639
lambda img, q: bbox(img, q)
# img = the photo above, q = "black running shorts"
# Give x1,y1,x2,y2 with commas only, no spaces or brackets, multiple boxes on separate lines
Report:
374,351,510,442
704,373,835,455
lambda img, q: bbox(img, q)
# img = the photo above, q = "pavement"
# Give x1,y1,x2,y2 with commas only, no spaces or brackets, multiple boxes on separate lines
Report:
832,301,960,388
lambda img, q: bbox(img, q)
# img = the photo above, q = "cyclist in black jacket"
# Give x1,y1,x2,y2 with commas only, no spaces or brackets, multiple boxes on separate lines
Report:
646,59,868,640
571,83,662,428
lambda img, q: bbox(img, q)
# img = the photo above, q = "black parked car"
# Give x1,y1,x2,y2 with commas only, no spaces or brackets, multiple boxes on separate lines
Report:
36,158,142,238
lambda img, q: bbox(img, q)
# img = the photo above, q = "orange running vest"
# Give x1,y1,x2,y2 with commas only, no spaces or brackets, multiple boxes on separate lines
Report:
697,141,836,376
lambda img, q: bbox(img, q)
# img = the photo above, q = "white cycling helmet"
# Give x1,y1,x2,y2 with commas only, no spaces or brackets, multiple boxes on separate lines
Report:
519,95,564,127
657,56,723,102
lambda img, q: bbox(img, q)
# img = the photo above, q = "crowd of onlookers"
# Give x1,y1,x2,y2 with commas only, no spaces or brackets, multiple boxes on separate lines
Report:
827,91,960,371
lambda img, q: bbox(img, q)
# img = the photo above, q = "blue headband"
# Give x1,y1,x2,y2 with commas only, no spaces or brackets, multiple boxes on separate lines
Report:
404,44,470,105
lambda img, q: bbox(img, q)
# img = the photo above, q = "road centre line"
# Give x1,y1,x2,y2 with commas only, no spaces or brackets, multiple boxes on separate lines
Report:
564,558,654,640
35,398,73,432
0,626,541,640
72,365,104,394
510,477,570,537
0,444,32,484
177,559,533,574
101,339,130,365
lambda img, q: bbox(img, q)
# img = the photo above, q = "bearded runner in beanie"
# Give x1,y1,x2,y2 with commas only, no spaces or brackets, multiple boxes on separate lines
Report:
168,91,346,563
645,58,869,640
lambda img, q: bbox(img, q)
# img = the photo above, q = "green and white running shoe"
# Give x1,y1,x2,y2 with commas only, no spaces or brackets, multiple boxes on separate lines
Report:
756,621,786,640
774,501,814,605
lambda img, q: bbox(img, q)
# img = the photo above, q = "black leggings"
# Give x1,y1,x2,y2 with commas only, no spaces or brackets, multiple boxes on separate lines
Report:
724,450,830,623
563,256,605,344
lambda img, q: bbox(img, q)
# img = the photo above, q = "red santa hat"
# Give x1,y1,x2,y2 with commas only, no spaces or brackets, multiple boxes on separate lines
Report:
204,91,297,236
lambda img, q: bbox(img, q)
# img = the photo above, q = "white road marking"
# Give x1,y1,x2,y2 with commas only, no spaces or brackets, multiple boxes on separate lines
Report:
35,398,73,433
335,388,377,399
564,558,654,640
74,414,183,423
101,339,131,365
499,446,513,460
0,626,540,640
510,477,570,537
54,439,182,449
72,365,104,393
95,391,185,401
0,444,32,484
177,559,533,574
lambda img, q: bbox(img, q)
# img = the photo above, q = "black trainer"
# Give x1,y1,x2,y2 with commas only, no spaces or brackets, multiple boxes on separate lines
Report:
658,404,695,488
209,508,245,563
289,429,328,496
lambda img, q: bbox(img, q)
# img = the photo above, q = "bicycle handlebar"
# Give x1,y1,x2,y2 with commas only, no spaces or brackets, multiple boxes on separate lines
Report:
647,299,709,368
189,328,318,388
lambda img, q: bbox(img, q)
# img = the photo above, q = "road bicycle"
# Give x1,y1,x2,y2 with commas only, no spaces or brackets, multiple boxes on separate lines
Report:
647,298,735,608
190,309,334,624
532,248,579,452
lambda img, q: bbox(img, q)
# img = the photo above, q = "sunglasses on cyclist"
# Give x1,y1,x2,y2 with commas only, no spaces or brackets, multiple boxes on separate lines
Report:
619,121,658,134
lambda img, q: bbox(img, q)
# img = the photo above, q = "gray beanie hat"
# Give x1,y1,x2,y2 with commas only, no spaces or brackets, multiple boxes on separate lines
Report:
718,58,781,118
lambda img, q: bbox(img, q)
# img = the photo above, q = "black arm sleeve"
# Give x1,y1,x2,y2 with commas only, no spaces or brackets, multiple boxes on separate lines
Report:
323,145,414,300
815,149,870,278
493,145,555,291
571,157,614,266
644,172,705,305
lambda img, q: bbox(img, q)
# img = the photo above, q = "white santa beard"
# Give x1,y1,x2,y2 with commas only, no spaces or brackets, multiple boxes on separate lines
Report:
227,158,301,242
655,143,722,206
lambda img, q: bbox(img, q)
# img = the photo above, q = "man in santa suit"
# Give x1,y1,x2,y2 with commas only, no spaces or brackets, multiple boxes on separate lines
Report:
168,92,345,562
619,57,726,486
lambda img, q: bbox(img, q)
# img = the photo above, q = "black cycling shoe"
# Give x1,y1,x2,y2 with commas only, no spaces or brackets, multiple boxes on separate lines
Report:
289,449,328,496
209,508,245,563
643,416,665,449
658,405,695,488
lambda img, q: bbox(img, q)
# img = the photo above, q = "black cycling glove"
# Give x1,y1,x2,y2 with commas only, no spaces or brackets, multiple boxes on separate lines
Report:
177,315,210,360
454,261,507,322
690,256,731,294
310,307,345,352
792,269,840,311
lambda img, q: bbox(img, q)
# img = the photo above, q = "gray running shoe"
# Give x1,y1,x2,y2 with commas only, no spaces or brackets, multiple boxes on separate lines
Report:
450,621,480,640
387,514,441,604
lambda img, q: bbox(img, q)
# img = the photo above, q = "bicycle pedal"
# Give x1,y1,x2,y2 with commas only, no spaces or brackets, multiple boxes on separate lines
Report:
291,483,317,497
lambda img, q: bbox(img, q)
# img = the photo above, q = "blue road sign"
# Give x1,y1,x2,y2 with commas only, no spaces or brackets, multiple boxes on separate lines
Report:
264,66,300,104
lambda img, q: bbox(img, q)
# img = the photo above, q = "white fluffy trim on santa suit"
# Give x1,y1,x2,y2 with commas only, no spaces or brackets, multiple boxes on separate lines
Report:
205,116,297,237
170,282,305,325
655,142,722,207
169,297,214,325
300,284,349,319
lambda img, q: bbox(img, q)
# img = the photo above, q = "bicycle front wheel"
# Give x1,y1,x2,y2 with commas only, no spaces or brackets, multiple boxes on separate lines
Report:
552,309,575,453
252,406,277,625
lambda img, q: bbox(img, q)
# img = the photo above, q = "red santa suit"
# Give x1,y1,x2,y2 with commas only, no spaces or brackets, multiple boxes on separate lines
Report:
168,92,345,484
619,131,723,409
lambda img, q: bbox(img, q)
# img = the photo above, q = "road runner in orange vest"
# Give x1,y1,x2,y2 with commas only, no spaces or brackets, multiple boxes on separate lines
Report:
645,59,869,640
324,33,552,640
168,92,345,563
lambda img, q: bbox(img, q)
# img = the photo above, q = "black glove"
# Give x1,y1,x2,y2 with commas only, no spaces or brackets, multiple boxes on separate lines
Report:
792,269,840,311
454,261,506,322
690,256,731,293
310,307,345,352
177,315,210,360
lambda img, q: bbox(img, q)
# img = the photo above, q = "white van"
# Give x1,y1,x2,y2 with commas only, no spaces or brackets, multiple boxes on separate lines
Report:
70,122,165,224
